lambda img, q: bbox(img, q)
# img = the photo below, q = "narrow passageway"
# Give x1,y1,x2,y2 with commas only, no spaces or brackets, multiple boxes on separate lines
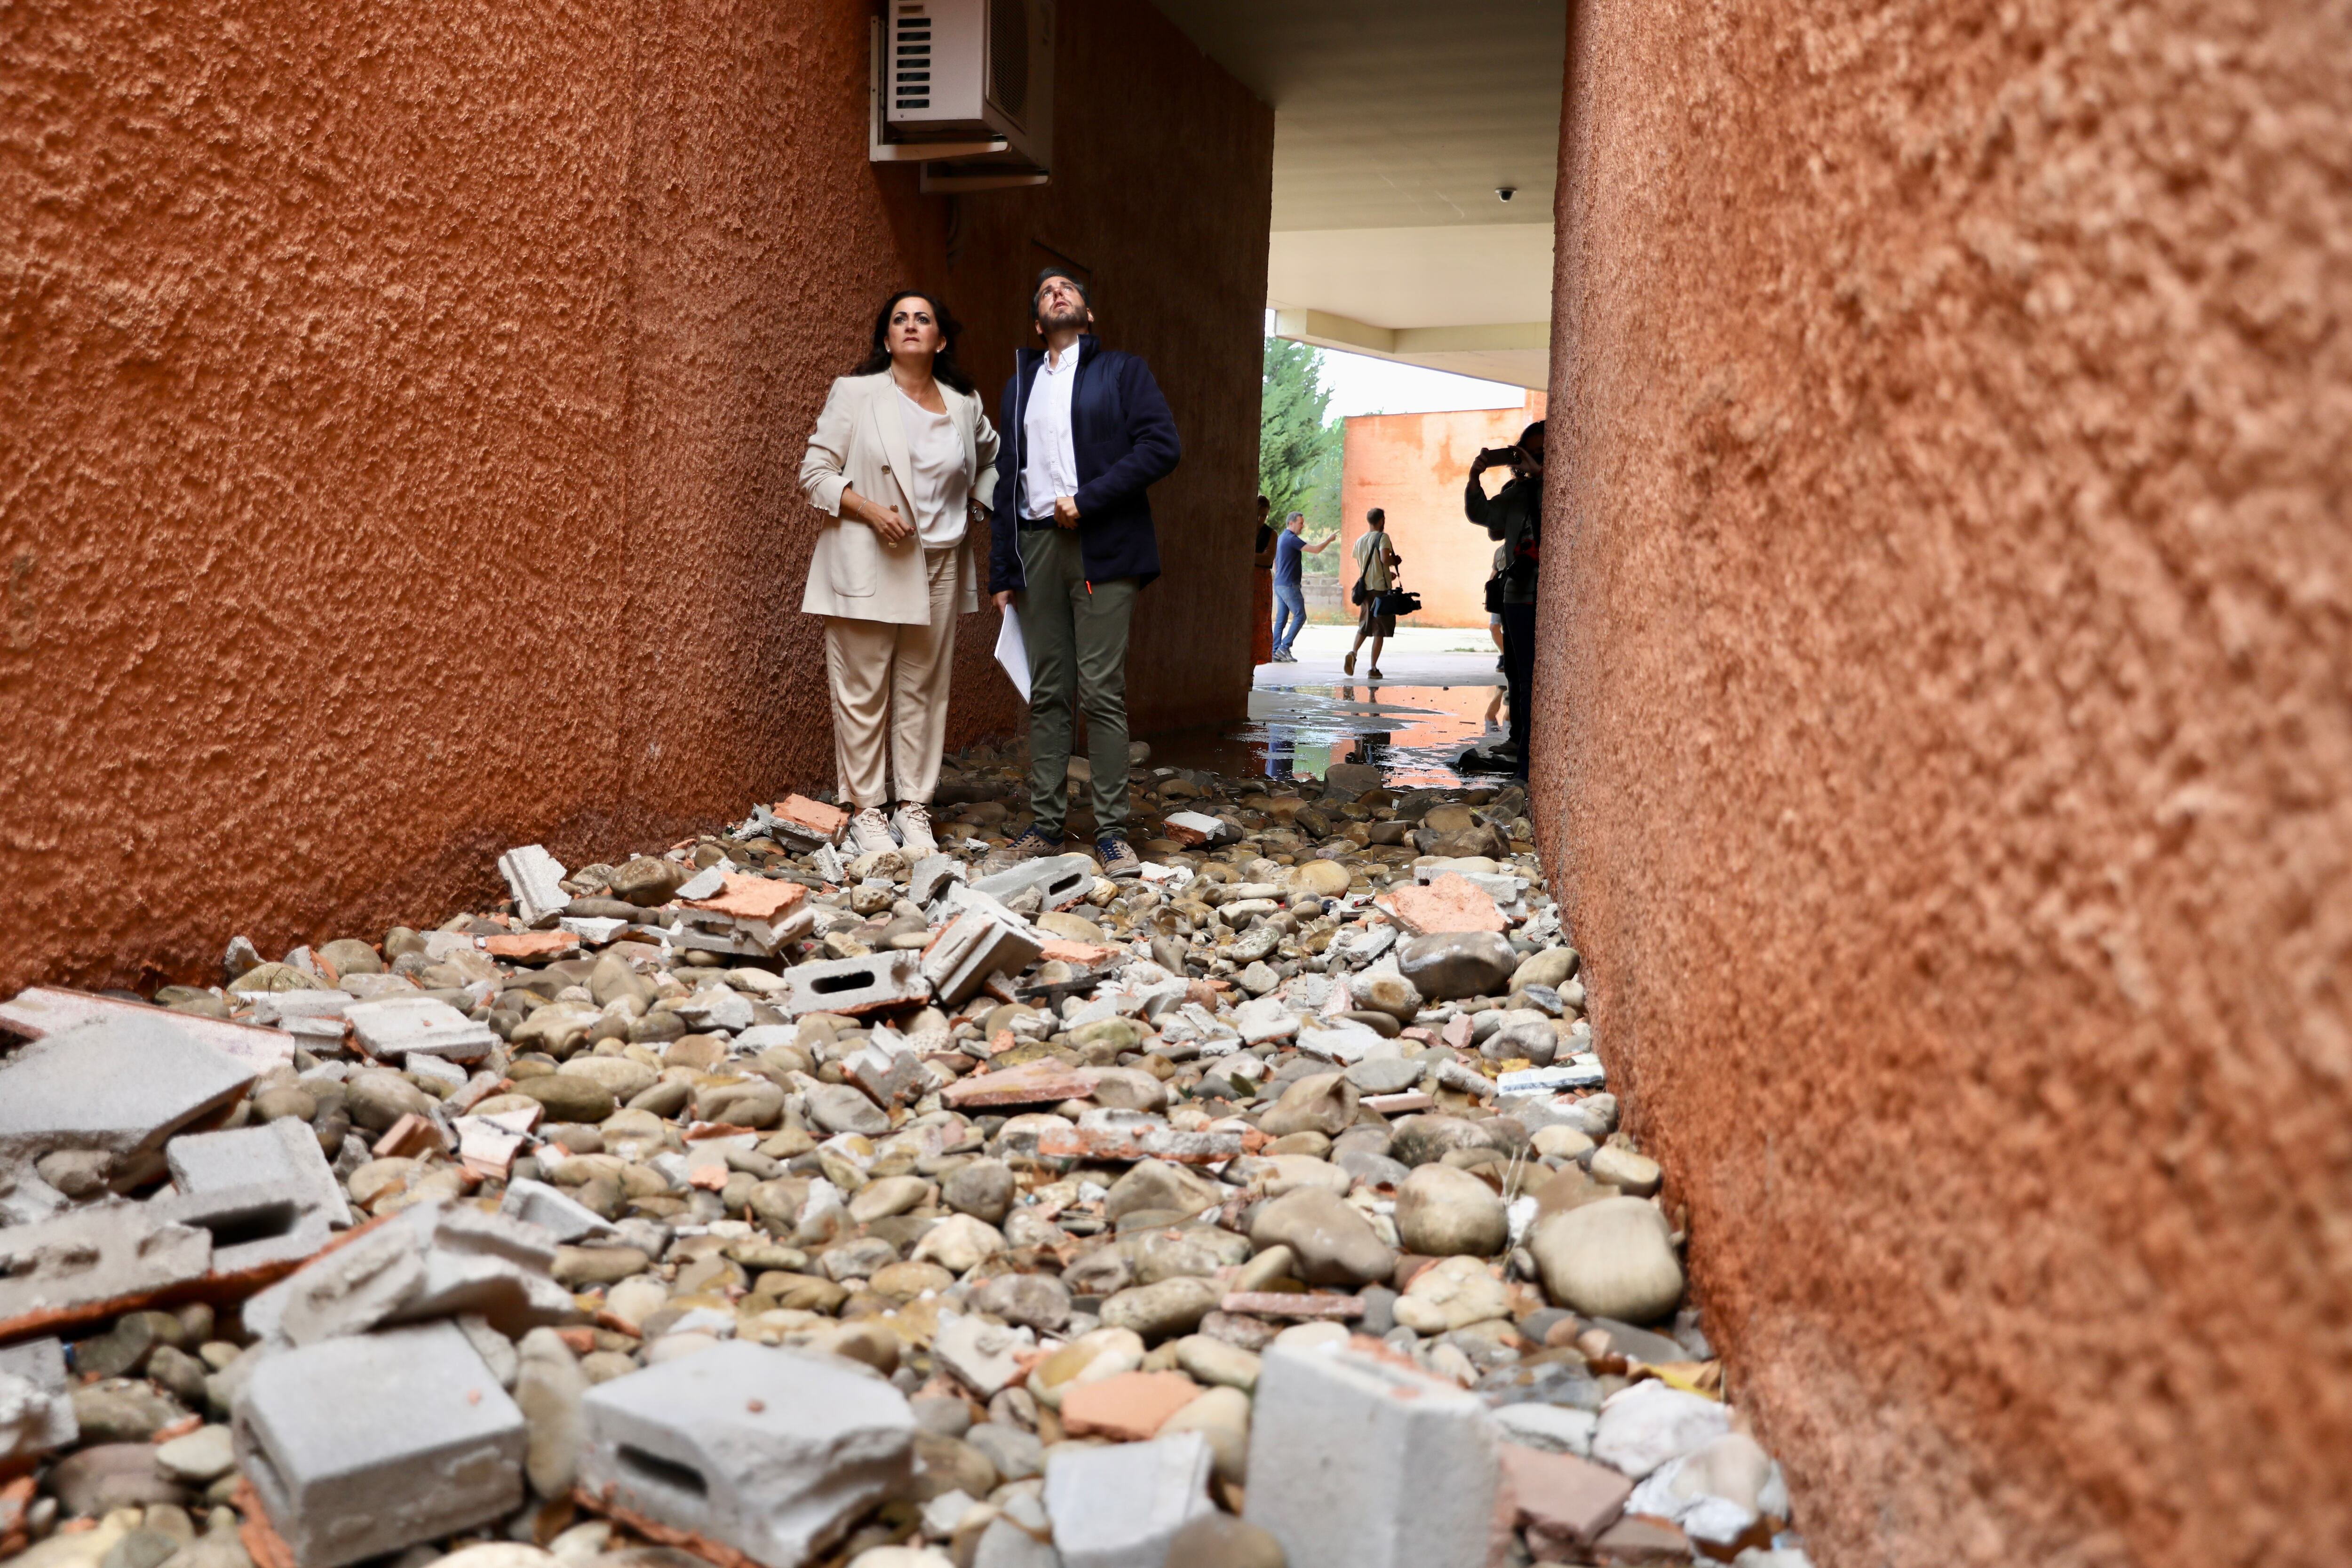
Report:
0,644,1806,1568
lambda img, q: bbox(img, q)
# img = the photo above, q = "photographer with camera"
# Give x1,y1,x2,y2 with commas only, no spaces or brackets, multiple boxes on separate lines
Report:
1466,420,1544,777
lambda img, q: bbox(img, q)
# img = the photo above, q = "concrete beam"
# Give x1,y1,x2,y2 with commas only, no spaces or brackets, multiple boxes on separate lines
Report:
1271,310,1551,389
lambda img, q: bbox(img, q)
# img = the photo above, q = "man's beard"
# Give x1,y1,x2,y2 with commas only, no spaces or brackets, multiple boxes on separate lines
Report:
1037,305,1088,334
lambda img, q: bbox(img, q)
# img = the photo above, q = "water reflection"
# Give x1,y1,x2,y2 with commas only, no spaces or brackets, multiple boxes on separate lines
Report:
1142,683,1506,788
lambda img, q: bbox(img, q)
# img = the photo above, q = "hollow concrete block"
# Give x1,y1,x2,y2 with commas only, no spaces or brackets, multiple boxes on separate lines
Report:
500,1178,618,1243
168,1115,353,1231
344,995,498,1063
577,1341,914,1568
499,845,571,925
1043,1430,1214,1568
773,952,930,1020
0,1011,255,1168
151,1180,337,1275
969,853,1095,912
234,1320,527,1568
0,1198,212,1321
1244,1337,1501,1568
921,907,1046,1007
241,1197,574,1345
0,1337,78,1461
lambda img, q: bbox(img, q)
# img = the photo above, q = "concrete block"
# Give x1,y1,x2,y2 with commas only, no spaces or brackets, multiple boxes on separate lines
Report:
932,1312,1028,1399
676,986,755,1034
1245,1337,1501,1568
236,1320,527,1568
406,1051,469,1089
244,990,355,1025
906,854,966,907
1043,1430,1214,1568
578,1341,914,1568
151,1180,338,1275
501,1178,620,1243
774,952,930,1020
242,1198,576,1345
0,1198,211,1322
345,995,498,1063
0,985,295,1073
0,1010,256,1168
0,1337,78,1462
167,1115,353,1231
758,795,849,850
454,1114,529,1179
675,866,728,902
921,907,1045,1007
1496,1061,1605,1095
500,845,572,924
668,902,817,958
845,1031,933,1109
1161,811,1235,847
970,854,1094,913
1412,864,1523,902
562,915,630,947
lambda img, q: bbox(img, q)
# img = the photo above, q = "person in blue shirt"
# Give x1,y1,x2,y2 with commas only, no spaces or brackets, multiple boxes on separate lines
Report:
1269,510,1335,662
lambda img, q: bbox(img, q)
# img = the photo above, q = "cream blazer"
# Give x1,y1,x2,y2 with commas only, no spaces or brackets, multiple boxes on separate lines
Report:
797,372,1000,625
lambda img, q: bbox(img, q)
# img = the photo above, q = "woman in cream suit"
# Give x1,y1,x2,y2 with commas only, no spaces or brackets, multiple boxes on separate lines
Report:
799,291,999,858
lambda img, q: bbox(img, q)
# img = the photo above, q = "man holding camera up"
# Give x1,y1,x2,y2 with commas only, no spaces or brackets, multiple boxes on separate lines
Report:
1466,420,1544,777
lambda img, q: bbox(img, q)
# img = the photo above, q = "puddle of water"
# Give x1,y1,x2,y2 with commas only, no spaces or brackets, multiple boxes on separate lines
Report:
1143,683,1510,788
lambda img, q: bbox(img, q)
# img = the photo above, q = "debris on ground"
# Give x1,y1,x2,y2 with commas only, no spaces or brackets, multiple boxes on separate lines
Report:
0,748,1812,1568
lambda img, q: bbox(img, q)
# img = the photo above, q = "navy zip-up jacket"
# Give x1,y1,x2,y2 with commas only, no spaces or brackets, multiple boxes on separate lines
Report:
988,335,1182,593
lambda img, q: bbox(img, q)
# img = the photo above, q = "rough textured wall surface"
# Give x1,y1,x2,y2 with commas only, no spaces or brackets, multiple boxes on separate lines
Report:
1540,0,2352,1563
0,0,1269,994
1340,400,1544,629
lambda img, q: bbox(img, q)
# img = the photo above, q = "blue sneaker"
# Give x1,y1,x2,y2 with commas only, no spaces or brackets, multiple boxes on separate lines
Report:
1096,836,1142,879
981,826,1055,874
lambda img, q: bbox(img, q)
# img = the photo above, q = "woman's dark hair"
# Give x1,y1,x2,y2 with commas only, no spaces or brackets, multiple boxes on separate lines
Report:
851,290,975,394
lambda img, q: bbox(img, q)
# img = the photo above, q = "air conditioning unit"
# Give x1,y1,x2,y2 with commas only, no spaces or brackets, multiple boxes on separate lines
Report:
870,0,1053,191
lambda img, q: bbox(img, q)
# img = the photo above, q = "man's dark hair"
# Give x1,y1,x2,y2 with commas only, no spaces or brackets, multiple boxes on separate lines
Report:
1256,494,1270,508
1033,267,1092,320
1519,420,1546,449
850,289,976,394
1367,507,1386,526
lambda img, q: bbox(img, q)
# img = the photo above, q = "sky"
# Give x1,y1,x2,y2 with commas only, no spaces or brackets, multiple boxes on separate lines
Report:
1264,309,1528,421
1313,347,1528,421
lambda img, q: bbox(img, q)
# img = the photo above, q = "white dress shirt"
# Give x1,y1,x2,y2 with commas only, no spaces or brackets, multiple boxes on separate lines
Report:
1021,346,1081,520
894,389,969,546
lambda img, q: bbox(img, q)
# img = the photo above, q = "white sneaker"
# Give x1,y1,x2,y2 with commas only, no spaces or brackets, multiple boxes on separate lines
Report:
894,802,938,859
849,807,898,857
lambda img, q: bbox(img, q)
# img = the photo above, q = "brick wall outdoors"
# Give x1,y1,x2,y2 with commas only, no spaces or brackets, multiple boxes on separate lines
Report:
1538,0,2352,1562
1339,398,1545,629
0,0,1270,994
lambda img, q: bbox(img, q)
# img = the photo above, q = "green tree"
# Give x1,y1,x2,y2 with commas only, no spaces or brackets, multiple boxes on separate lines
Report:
1259,337,1343,559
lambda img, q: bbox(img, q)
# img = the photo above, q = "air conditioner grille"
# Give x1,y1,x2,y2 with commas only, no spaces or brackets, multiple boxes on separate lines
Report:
988,0,1028,124
894,6,931,110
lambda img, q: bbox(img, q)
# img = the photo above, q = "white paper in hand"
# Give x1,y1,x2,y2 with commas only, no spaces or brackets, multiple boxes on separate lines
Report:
993,604,1031,701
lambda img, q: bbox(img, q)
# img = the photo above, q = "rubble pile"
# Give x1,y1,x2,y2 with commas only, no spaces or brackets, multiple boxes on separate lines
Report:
0,746,1813,1568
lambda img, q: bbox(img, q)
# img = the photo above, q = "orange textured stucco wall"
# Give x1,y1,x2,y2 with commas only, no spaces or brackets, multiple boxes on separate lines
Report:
1338,399,1543,628
0,0,1269,994
1540,0,2351,1563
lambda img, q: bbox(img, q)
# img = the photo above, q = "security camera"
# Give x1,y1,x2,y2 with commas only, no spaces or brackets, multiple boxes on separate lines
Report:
1496,186,1517,202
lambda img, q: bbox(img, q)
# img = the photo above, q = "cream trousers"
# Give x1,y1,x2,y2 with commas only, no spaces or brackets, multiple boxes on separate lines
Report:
823,544,963,809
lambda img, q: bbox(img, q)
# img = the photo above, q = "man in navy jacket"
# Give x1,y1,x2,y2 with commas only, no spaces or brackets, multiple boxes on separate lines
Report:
987,269,1181,876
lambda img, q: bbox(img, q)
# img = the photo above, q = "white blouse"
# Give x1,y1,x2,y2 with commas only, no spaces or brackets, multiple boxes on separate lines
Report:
896,389,970,547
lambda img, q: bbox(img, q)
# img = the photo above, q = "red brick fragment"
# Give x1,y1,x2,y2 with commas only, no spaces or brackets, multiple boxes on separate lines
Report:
1059,1370,1202,1441
1378,873,1505,936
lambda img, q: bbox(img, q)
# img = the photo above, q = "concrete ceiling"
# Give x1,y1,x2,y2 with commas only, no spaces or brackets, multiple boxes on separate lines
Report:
1150,0,1565,389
